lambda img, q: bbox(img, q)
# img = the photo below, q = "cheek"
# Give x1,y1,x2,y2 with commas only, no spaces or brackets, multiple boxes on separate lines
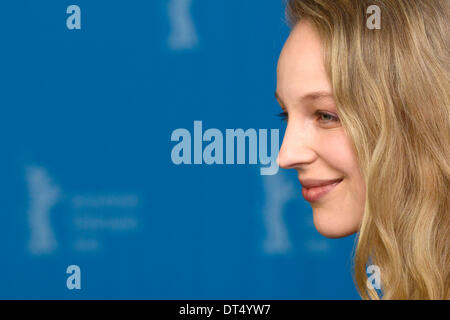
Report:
318,131,357,175
319,131,366,205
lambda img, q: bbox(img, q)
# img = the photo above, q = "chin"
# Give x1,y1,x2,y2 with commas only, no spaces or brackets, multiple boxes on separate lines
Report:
312,209,360,238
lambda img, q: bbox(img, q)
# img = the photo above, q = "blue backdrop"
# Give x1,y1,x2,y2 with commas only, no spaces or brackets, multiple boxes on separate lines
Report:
0,0,359,299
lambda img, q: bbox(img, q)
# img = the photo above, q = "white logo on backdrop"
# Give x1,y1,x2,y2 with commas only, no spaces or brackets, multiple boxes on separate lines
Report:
26,166,61,255
261,171,331,254
168,0,198,50
25,165,141,255
262,172,295,254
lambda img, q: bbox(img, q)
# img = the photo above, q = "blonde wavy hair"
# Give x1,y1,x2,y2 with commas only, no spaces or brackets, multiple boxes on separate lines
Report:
284,0,450,299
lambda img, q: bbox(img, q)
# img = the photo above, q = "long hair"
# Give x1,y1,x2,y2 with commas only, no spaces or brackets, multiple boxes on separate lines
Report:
284,0,450,299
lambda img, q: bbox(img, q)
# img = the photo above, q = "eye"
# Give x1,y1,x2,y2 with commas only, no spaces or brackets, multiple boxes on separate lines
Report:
277,110,339,124
315,111,339,123
277,111,288,122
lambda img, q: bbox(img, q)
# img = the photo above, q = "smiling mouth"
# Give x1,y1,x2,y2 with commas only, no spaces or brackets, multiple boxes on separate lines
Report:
301,178,343,202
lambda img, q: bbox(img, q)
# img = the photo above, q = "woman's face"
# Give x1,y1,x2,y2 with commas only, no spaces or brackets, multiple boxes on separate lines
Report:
276,20,366,238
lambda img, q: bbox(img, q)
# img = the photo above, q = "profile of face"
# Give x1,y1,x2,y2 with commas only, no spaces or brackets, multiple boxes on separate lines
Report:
276,20,366,238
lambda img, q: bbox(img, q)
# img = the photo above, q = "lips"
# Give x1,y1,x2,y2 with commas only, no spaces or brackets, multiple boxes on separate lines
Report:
300,178,343,202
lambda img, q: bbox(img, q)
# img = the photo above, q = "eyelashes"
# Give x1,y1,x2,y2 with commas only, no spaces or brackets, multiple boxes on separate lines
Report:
277,111,340,124
277,111,288,122
316,111,339,123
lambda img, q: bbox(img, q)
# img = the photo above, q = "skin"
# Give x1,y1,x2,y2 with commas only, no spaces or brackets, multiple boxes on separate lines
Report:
275,20,366,238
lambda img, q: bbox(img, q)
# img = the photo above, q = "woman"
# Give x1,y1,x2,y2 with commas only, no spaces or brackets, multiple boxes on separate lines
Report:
275,0,449,299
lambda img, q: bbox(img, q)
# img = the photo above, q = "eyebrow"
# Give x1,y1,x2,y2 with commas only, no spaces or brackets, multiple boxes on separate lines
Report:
275,91,334,110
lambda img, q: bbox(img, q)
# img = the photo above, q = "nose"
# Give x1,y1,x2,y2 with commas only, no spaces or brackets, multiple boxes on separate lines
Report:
277,121,316,169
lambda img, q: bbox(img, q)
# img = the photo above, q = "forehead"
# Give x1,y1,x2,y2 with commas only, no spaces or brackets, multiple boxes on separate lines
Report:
276,20,331,100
